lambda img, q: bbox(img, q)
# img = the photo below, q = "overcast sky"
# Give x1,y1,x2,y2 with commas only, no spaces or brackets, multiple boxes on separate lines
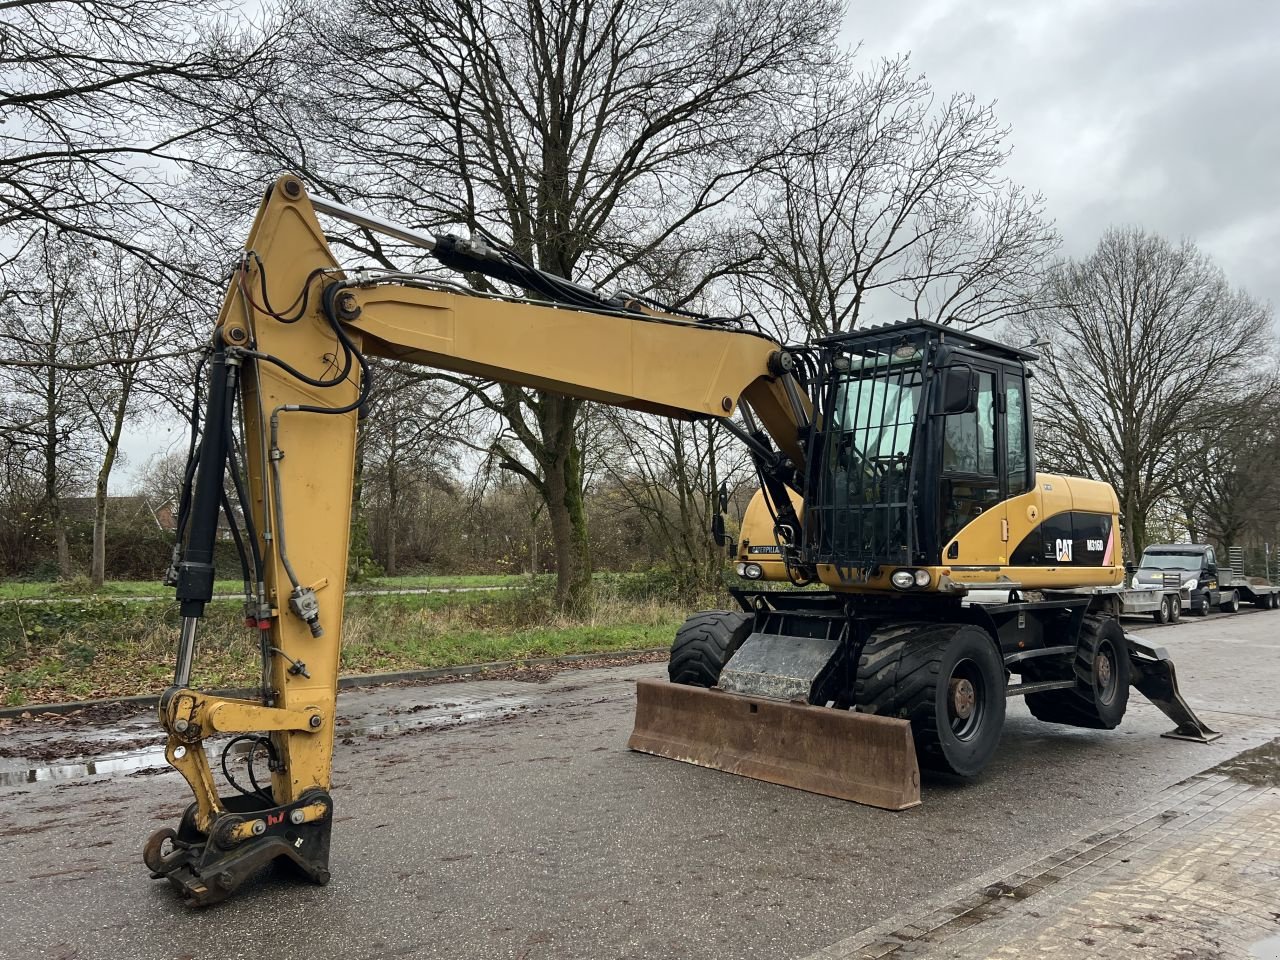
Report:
842,0,1280,313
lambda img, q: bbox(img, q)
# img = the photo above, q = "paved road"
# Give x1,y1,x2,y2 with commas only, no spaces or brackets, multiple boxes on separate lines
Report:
0,610,1277,960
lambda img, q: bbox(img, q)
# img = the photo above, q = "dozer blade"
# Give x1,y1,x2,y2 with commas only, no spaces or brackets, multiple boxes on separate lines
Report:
628,678,921,810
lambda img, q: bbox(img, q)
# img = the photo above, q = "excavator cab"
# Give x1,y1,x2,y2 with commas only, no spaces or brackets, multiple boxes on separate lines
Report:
736,321,1038,589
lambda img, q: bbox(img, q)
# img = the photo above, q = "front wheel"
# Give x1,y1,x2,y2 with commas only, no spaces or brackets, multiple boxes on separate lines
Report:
1219,590,1240,614
855,623,1005,778
668,610,753,688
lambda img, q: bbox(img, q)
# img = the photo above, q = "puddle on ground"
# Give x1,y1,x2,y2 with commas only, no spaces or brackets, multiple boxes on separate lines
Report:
1211,738,1280,787
344,693,534,737
1252,934,1280,960
0,693,538,787
0,745,170,787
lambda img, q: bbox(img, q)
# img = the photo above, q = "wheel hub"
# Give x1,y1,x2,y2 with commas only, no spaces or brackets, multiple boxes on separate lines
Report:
949,677,976,720
1096,651,1113,689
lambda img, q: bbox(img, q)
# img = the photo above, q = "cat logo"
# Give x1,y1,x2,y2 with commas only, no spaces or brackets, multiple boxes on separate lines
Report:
1055,538,1073,562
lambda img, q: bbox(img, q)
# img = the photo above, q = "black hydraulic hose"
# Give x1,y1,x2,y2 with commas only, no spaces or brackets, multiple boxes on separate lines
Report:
265,283,375,630
243,344,354,390
223,363,264,591
173,349,211,543
174,341,232,620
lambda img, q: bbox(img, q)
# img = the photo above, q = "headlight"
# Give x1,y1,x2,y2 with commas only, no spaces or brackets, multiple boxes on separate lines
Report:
913,569,931,587
1183,578,1197,590
738,562,763,580
891,570,915,589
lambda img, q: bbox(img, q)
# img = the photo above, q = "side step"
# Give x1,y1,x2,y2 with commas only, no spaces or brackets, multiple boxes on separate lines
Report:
1126,634,1222,743
628,678,921,811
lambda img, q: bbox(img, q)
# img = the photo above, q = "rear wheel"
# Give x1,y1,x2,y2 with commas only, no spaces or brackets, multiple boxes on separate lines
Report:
1169,596,1182,622
1254,594,1271,610
1219,590,1240,614
1152,595,1170,624
668,610,753,688
1024,615,1130,729
854,623,1005,777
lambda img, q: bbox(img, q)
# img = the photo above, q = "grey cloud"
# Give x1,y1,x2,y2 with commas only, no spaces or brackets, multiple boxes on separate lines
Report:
843,0,1280,315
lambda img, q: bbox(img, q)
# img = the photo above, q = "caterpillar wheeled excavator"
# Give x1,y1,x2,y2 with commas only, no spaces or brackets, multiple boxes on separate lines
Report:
144,176,1217,906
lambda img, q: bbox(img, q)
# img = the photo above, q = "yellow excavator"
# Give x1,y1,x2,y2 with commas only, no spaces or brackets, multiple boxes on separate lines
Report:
143,176,1217,905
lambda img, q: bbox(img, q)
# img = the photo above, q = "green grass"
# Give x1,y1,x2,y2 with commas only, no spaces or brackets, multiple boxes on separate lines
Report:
0,584,689,706
0,571,651,601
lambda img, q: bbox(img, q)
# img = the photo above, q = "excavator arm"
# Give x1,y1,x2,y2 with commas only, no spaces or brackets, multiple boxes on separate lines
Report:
144,175,812,904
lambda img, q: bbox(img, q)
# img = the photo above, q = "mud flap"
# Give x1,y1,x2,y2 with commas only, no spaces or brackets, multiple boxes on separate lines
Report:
1125,634,1221,743
628,678,921,810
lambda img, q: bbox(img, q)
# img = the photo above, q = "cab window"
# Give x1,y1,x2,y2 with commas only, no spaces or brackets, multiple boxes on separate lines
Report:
1005,375,1029,495
941,371,999,545
942,372,996,476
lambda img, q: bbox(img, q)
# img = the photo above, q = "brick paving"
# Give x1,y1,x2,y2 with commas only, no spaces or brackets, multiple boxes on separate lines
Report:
807,740,1280,960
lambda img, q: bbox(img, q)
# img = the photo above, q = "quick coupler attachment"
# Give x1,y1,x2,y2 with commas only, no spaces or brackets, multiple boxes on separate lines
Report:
143,789,333,907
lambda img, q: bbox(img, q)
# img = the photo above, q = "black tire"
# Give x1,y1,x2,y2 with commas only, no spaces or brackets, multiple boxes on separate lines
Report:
854,622,1005,778
1169,597,1182,622
1152,595,1170,624
1219,590,1240,614
1254,594,1271,610
1195,594,1213,616
668,610,753,687
1271,593,1280,610
1024,615,1130,730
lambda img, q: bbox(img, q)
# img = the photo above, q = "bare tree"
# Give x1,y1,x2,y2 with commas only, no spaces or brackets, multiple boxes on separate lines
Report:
741,55,1057,338
0,0,280,272
186,0,843,611
597,409,752,598
1022,228,1273,559
0,232,98,576
359,363,456,576
72,247,186,585
1173,379,1280,550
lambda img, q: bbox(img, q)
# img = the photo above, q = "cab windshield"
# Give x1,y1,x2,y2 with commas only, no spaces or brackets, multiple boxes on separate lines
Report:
1139,553,1203,572
808,350,924,568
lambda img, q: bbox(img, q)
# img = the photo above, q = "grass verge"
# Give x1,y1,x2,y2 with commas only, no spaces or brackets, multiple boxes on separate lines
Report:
0,571,652,600
0,585,688,706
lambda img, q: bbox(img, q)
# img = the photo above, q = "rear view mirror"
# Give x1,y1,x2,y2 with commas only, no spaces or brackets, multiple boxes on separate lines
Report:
935,365,977,415
711,512,728,547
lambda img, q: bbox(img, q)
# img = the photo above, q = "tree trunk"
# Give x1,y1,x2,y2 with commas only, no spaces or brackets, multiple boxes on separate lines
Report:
90,412,125,588
539,400,591,613
54,510,71,580
1121,496,1138,567
385,458,399,577
91,477,108,587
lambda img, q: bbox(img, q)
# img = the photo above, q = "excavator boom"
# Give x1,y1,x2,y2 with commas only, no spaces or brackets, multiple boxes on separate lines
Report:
144,176,875,905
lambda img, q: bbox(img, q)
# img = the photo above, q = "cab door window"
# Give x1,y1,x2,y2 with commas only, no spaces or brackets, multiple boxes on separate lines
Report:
941,371,1000,544
1005,375,1029,496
